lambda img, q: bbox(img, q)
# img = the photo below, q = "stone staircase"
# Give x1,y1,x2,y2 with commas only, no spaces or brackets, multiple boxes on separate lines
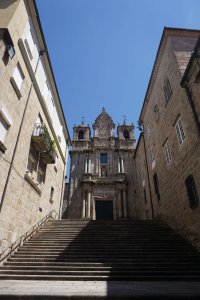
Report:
1,219,200,281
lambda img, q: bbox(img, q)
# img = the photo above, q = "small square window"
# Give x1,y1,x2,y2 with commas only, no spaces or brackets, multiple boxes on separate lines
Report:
100,153,108,164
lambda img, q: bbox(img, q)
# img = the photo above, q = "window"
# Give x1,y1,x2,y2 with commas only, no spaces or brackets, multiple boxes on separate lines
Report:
175,119,185,145
100,153,108,164
185,175,199,209
164,141,172,164
50,187,54,199
164,78,172,102
37,162,46,184
78,130,84,140
150,147,155,163
144,188,147,204
13,64,24,90
101,166,108,177
123,129,129,140
0,113,9,143
11,63,25,98
24,29,35,60
153,173,160,200
27,150,37,175
85,157,90,173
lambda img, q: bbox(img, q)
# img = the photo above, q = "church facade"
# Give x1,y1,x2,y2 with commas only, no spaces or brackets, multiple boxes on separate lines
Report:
66,108,136,220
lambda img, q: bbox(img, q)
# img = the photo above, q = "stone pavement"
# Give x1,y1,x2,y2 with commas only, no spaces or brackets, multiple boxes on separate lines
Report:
0,280,200,299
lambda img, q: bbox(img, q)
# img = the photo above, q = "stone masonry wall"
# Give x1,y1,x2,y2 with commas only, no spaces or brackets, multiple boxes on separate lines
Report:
0,0,67,252
135,31,200,249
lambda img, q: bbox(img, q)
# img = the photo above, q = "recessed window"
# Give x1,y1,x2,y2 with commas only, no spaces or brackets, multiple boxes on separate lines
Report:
123,129,129,140
27,150,37,175
37,162,46,184
50,187,54,199
10,63,25,98
78,130,84,140
164,141,172,164
164,78,172,103
100,153,108,164
24,29,35,60
144,188,147,204
13,64,24,90
0,113,9,143
150,147,155,163
85,157,90,173
185,175,199,209
153,173,160,201
175,119,185,145
101,166,108,177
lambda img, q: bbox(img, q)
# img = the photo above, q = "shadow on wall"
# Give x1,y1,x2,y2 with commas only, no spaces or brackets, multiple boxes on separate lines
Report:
62,162,82,219
0,0,18,9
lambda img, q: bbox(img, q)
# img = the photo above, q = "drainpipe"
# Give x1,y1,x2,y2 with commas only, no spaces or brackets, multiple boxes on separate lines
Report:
138,124,154,220
0,50,46,213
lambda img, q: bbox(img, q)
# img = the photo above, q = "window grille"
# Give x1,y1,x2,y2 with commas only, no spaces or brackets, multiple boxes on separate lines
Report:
164,141,172,164
175,119,185,145
164,78,172,102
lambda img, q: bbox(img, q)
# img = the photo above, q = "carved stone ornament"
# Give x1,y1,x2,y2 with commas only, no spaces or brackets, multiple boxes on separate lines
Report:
94,194,113,200
93,108,115,139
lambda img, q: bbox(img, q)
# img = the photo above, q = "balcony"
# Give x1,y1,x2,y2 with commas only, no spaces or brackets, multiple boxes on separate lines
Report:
32,123,56,164
82,173,126,185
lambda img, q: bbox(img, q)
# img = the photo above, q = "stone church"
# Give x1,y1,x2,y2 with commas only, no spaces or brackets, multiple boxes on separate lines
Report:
66,108,136,220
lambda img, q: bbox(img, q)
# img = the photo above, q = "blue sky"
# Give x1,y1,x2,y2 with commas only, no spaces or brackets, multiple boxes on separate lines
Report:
36,0,200,141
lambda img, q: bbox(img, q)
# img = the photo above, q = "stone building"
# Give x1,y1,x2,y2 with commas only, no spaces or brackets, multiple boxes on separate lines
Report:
0,0,70,252
66,108,136,220
134,27,200,249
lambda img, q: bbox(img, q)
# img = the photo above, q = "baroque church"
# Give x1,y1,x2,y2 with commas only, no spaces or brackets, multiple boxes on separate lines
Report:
66,108,136,220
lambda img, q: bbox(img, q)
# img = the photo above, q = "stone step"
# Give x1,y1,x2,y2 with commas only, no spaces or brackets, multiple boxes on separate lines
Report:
0,274,200,281
1,219,200,283
2,265,200,271
9,257,200,263
6,260,200,267
1,269,200,276
19,246,193,251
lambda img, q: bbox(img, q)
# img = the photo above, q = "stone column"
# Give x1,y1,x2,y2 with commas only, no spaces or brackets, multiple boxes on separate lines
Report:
121,158,124,173
85,158,87,173
87,191,91,218
82,192,86,218
123,190,127,218
118,158,120,173
92,198,96,220
118,190,122,218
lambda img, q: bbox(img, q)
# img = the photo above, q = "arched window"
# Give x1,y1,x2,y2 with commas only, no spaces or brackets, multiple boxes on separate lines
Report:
78,130,84,140
123,129,129,140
